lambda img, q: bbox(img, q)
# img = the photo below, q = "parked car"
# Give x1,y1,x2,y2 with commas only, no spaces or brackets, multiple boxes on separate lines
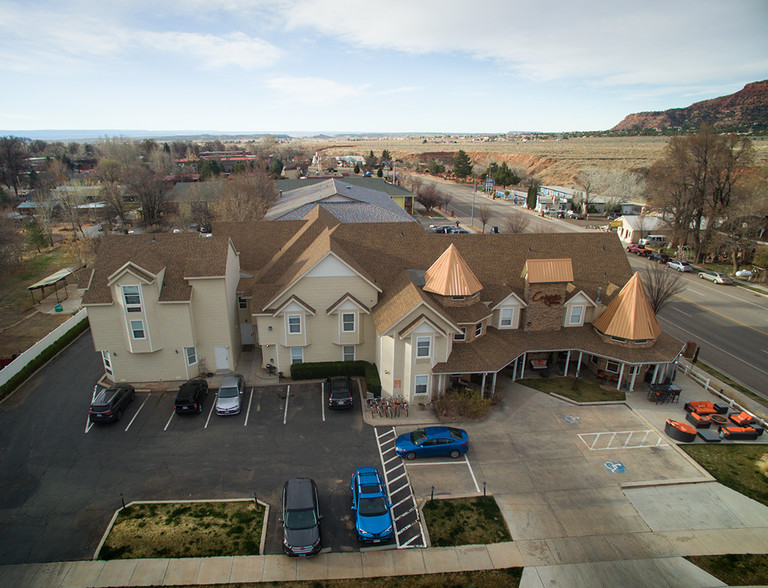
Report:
394,426,469,460
174,378,209,414
350,467,394,543
667,260,692,272
215,373,245,415
626,244,648,256
698,271,733,285
639,235,667,247
326,375,354,409
281,478,322,556
566,210,585,220
648,251,671,264
88,385,136,423
429,224,456,233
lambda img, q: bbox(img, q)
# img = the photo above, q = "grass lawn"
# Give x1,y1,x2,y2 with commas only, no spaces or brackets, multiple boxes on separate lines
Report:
518,377,625,403
0,246,70,313
423,496,511,547
680,445,768,507
99,501,265,559
686,554,768,586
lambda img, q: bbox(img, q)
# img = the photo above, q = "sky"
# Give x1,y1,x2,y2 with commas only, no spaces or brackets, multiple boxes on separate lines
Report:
1,0,767,135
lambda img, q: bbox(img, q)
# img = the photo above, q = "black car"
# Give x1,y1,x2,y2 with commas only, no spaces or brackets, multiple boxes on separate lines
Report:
326,376,354,409
648,251,671,264
88,385,136,423
281,478,322,557
174,378,209,414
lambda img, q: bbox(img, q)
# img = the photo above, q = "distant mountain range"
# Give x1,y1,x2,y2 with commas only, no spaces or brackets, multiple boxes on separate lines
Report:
612,80,768,132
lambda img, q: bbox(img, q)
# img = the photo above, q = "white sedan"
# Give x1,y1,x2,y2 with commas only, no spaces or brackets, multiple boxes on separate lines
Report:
698,271,733,285
667,260,693,272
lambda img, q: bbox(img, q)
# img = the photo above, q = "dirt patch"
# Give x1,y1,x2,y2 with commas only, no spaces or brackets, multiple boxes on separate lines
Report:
99,501,265,559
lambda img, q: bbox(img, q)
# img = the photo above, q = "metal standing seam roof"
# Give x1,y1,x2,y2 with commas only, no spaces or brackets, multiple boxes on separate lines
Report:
523,258,574,284
423,243,483,297
592,272,662,340
28,267,78,290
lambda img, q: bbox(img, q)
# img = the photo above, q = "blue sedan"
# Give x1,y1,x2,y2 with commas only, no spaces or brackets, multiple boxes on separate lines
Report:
350,467,394,543
395,426,469,460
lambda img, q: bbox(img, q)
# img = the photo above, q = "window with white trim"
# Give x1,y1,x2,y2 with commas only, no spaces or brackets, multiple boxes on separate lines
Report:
416,336,431,358
569,305,584,325
475,322,483,337
102,351,113,377
290,347,303,364
500,307,514,327
185,347,197,366
122,285,142,313
238,297,247,310
343,345,355,362
605,361,620,373
342,312,355,332
129,319,145,339
414,374,429,395
454,327,466,341
287,314,301,334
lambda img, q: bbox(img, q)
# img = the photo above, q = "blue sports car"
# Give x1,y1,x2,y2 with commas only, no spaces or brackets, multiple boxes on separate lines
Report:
395,426,469,460
350,467,394,543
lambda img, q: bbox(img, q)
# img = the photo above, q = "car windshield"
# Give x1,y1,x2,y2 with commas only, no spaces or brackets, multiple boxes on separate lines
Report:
285,508,317,530
359,496,388,516
410,429,428,445
219,386,239,398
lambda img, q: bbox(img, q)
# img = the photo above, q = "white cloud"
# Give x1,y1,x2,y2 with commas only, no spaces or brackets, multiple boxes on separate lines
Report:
265,77,369,103
137,31,280,70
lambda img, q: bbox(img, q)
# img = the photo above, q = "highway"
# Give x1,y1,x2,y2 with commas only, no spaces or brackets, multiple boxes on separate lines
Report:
412,174,768,396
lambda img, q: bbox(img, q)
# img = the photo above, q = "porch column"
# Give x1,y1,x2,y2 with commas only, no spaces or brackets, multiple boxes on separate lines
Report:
521,353,527,379
512,358,518,381
652,364,660,385
564,350,571,377
629,365,638,392
491,371,497,396
576,351,583,378
617,363,625,390
481,372,487,395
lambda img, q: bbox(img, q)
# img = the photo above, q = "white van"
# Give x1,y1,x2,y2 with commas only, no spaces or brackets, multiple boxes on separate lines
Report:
639,235,666,247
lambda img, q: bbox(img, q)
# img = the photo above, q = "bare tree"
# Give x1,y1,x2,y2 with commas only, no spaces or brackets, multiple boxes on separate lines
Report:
573,168,600,219
478,204,492,233
642,264,686,314
122,165,168,226
503,211,530,233
30,188,56,246
415,183,444,214
213,169,277,222
441,191,454,211
0,214,24,273
97,136,140,166
0,136,27,196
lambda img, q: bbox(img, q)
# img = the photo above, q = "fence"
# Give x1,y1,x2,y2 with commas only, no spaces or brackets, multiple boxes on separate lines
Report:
0,308,88,389
677,361,768,430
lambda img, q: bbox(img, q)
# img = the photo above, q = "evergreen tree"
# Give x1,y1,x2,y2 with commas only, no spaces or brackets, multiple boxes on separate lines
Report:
377,167,383,177
354,163,360,174
381,149,391,161
453,150,472,179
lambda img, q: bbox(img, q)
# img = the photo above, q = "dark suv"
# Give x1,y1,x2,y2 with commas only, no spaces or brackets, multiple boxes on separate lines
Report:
326,376,354,409
281,478,322,556
174,378,209,414
88,385,136,423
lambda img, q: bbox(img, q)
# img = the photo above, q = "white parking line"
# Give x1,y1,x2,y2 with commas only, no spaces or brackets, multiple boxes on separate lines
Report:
389,472,406,485
84,417,94,434
244,388,254,427
321,382,326,422
163,410,175,431
283,384,291,424
125,393,150,431
392,496,411,509
464,455,480,493
204,402,215,429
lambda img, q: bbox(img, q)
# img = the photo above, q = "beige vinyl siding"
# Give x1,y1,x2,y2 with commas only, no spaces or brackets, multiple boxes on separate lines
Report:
188,276,236,373
223,244,242,367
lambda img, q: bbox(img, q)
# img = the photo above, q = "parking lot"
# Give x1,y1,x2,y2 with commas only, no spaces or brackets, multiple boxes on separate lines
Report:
0,334,384,564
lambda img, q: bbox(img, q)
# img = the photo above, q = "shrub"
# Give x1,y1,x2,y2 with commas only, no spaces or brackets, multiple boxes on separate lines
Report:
432,388,494,420
289,360,381,396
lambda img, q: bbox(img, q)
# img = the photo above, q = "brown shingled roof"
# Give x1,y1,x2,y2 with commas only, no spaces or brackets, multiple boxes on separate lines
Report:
592,272,662,341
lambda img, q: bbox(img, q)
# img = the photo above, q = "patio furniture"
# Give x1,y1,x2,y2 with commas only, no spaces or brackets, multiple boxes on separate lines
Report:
664,419,697,442
697,429,722,443
720,426,762,441
729,411,756,426
709,414,730,427
685,411,711,428
648,383,682,404
684,401,727,415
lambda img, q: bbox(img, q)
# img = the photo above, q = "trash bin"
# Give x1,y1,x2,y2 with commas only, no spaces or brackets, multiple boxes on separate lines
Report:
54,304,63,312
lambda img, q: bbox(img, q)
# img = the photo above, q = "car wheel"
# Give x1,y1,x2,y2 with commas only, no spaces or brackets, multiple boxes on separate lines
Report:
405,452,416,460
449,449,461,459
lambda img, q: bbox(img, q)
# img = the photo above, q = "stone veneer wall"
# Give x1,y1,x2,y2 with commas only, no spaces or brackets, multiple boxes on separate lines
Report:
523,282,567,332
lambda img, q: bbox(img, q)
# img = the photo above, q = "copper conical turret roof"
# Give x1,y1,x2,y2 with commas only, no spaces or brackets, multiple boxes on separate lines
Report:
592,272,661,340
423,243,483,296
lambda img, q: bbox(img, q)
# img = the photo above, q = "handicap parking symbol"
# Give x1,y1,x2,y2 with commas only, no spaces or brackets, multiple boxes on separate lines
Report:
564,415,580,425
604,461,625,474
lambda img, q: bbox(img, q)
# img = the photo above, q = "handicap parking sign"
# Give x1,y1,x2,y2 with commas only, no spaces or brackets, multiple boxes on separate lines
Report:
564,415,580,425
604,461,625,474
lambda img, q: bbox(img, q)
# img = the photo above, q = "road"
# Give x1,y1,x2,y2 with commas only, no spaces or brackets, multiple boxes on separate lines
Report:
628,256,768,397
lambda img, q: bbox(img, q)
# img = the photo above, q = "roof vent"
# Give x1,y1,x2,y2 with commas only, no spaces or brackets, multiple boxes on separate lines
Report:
596,286,602,304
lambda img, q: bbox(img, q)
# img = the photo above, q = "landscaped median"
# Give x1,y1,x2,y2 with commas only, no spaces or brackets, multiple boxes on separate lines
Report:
97,499,267,559
518,376,625,403
422,495,512,547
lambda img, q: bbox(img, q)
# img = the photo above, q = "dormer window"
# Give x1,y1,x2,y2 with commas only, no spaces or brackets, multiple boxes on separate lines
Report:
568,305,584,326
454,327,466,341
122,285,142,312
475,322,483,337
288,314,302,334
451,295,466,301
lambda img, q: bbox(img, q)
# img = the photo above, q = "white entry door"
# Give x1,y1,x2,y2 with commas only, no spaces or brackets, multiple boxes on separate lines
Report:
240,323,254,345
214,346,229,370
